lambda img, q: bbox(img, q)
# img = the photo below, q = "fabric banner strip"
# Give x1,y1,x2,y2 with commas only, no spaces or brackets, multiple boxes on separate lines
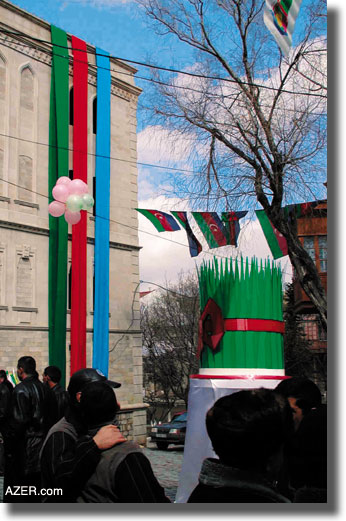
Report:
93,48,111,376
71,36,88,375
48,25,69,388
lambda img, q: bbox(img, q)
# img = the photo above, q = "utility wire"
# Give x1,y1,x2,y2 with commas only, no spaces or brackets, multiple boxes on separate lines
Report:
0,34,327,116
0,176,294,278
0,28,327,99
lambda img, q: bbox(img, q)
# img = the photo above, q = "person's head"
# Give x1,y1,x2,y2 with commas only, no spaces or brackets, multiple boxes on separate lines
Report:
275,377,322,430
17,356,36,381
79,381,120,428
206,388,292,474
67,368,121,407
0,369,7,384
43,366,62,388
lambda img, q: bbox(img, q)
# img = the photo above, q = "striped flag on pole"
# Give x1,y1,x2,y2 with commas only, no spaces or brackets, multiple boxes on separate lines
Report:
171,211,202,257
136,209,180,232
221,211,248,247
256,210,288,259
192,212,228,249
263,0,302,56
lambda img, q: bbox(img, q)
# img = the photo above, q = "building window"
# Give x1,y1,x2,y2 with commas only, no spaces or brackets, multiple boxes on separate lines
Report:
16,256,33,307
0,148,3,196
70,88,74,126
92,176,96,216
300,314,326,342
18,155,33,202
68,264,72,310
318,236,327,272
304,236,315,263
0,56,5,101
93,97,97,134
20,67,34,111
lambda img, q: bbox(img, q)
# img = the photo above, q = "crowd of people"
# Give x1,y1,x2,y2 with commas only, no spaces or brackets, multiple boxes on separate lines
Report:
0,356,327,503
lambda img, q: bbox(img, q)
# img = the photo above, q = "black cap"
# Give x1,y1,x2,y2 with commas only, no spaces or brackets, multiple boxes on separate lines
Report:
68,368,121,397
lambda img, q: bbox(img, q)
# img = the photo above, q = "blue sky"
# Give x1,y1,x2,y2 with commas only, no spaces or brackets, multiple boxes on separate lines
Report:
3,0,328,288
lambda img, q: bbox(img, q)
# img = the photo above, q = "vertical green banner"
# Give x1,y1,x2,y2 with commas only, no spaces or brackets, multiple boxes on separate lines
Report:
48,26,69,388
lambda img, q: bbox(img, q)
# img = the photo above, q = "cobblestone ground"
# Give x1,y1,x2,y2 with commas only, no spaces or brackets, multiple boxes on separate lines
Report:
0,442,184,504
143,441,184,502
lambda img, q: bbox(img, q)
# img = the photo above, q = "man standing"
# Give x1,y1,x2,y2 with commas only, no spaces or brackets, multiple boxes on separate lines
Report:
0,373,12,479
275,377,327,501
40,368,125,502
77,382,170,503
4,356,51,503
43,365,70,424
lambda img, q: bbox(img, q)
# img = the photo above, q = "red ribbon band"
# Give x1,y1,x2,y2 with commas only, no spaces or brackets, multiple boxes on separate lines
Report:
224,318,285,334
197,298,284,358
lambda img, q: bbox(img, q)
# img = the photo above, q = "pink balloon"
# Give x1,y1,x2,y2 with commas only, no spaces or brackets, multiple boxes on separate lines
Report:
56,176,71,186
64,210,81,225
52,184,70,203
69,179,89,195
48,201,66,217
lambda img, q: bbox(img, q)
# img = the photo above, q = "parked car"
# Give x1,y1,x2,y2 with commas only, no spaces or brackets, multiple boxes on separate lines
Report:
150,411,187,450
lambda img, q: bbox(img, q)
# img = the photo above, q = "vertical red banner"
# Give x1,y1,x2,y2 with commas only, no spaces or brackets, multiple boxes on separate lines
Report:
71,36,88,374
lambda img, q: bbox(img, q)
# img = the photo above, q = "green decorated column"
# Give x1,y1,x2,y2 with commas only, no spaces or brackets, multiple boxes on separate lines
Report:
197,257,285,373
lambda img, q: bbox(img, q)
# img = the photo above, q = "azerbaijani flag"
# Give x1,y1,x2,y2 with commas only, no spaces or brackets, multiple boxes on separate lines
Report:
221,211,248,247
171,211,202,257
136,209,180,232
263,0,302,56
256,210,288,259
192,212,228,249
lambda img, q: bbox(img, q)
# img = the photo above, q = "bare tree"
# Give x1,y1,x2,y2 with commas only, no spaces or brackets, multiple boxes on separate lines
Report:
138,0,327,329
141,273,200,413
283,283,326,391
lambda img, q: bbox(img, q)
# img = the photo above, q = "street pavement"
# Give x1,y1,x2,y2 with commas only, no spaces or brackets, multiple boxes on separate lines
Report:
143,439,184,502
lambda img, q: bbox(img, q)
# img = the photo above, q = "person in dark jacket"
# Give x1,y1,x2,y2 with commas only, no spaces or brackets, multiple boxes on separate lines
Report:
40,368,125,502
275,377,327,502
0,370,14,394
188,388,293,503
4,356,51,503
0,376,11,476
43,365,70,424
0,375,11,431
77,381,170,503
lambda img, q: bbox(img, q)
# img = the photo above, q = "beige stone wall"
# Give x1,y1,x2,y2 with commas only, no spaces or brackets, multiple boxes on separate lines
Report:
0,0,145,442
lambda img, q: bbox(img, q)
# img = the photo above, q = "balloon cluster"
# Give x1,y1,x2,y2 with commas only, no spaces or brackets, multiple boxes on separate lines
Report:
48,177,94,225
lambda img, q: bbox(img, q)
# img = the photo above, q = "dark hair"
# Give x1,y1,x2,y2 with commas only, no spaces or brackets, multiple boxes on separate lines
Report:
0,369,7,380
44,365,62,384
275,377,322,415
17,356,36,375
206,388,292,470
79,382,119,427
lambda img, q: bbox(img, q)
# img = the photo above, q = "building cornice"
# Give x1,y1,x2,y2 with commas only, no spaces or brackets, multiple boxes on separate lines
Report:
0,0,142,99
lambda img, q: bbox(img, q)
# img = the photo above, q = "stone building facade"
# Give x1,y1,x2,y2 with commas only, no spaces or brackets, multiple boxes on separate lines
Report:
0,0,147,443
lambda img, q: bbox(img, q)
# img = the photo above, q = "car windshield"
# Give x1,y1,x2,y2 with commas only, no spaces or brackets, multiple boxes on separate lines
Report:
172,412,187,423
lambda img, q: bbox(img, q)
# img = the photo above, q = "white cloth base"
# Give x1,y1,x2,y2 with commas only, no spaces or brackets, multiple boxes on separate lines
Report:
175,376,285,503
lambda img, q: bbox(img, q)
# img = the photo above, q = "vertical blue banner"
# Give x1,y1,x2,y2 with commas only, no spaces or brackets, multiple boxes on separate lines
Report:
93,49,111,375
